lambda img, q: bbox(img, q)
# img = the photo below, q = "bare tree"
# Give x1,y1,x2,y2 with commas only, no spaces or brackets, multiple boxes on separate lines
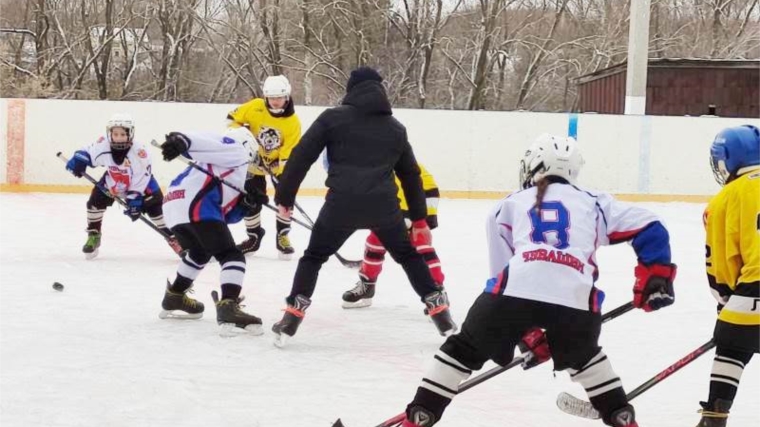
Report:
1,0,757,109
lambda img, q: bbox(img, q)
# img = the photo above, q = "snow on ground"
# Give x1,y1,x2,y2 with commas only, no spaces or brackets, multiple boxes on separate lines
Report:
1,193,757,427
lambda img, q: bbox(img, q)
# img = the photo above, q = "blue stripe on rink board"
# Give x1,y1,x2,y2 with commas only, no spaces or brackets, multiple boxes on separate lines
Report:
568,113,578,139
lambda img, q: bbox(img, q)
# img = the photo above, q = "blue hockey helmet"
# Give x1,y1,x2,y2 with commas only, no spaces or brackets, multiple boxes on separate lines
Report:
710,124,760,186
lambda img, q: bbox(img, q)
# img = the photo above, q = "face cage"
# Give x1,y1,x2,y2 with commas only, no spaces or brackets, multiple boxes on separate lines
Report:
710,156,729,186
519,159,541,190
109,128,133,150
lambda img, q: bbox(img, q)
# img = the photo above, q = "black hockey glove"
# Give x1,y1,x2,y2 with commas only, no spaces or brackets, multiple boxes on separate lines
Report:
161,132,191,161
242,189,269,211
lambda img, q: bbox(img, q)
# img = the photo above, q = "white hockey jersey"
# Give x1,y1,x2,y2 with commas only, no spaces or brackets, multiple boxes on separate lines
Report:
162,131,253,228
81,136,157,198
485,183,667,311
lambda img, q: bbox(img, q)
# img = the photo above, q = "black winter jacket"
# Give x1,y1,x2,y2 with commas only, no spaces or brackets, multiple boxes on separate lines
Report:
275,80,427,227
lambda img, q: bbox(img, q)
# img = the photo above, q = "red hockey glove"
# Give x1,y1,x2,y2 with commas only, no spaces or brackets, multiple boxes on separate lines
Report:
411,219,432,246
633,262,677,312
517,327,551,370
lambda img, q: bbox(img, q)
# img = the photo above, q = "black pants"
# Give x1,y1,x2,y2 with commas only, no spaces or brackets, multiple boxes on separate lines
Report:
171,221,238,265
714,319,760,354
443,294,602,371
243,175,267,217
286,203,439,304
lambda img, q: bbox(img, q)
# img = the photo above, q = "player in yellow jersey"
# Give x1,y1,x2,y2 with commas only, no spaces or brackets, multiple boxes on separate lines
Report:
342,163,445,308
695,124,760,427
227,75,302,259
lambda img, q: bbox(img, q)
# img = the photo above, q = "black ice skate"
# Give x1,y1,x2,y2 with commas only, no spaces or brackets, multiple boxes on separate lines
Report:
405,405,438,427
342,274,375,309
82,231,102,260
211,290,263,337
424,291,458,337
159,283,204,320
695,399,731,427
236,228,265,255
276,229,295,260
607,404,638,427
272,295,311,348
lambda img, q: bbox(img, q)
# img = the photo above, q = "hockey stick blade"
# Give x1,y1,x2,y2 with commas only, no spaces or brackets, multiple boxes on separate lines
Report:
556,339,716,419
556,392,602,419
335,253,362,269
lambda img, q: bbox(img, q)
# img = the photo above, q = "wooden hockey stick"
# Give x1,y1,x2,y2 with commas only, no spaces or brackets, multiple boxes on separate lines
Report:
56,152,173,241
556,338,716,419
334,301,635,427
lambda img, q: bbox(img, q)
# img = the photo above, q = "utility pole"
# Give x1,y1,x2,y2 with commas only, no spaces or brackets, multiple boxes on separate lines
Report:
625,0,651,115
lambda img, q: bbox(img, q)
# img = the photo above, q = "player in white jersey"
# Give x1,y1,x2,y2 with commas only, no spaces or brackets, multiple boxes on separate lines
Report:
157,127,270,336
65,113,181,259
400,134,677,427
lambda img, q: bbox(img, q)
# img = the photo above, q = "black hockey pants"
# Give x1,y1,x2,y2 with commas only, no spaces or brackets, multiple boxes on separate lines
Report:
285,203,439,305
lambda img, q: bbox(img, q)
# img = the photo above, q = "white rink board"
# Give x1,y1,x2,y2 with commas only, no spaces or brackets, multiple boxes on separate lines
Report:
1,98,759,195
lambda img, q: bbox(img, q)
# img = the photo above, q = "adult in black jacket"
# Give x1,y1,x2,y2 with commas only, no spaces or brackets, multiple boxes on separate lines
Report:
271,67,458,347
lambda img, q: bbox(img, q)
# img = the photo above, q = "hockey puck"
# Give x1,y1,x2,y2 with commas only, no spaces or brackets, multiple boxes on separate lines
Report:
52,282,64,292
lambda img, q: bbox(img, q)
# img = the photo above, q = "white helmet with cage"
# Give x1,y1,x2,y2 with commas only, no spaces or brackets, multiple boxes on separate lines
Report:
519,134,584,189
106,113,135,150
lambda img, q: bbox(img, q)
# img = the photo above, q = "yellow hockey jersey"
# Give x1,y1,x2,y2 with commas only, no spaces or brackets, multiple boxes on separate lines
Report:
396,163,439,223
227,98,301,176
704,167,760,326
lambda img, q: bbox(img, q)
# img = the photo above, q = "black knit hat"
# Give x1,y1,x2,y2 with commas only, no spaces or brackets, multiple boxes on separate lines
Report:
346,67,383,92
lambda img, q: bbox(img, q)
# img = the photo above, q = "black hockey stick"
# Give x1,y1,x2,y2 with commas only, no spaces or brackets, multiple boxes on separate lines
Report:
259,162,362,269
56,152,173,241
556,339,716,419
334,301,635,427
148,139,314,231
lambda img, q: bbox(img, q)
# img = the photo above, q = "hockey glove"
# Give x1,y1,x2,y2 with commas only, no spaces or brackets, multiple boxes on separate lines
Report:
242,189,269,211
65,150,91,178
518,327,551,370
411,219,432,246
161,132,191,161
633,262,677,312
124,192,143,221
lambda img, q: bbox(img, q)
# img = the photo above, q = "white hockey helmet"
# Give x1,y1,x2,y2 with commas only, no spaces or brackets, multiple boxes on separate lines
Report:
224,126,257,161
262,75,291,98
519,134,584,189
106,113,135,150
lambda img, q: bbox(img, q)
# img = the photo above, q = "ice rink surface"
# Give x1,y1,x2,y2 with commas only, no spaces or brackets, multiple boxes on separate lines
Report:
1,193,758,427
